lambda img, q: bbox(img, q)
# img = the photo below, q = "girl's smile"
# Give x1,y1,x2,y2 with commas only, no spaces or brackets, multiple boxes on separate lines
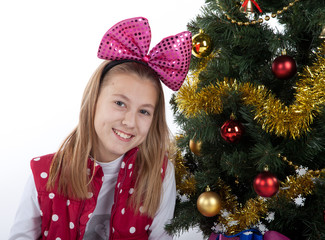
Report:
113,128,134,141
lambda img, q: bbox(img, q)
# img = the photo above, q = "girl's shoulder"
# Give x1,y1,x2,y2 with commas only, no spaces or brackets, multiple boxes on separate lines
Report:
30,153,56,191
30,153,56,169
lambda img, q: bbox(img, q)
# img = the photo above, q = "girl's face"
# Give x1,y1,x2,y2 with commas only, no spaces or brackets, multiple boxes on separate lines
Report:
94,72,158,162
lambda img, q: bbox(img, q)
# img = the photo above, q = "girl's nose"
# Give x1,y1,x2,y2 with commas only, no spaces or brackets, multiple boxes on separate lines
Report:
122,110,136,128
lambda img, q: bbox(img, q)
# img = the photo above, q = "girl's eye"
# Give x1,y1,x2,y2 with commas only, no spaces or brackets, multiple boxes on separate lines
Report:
115,101,125,107
140,109,150,115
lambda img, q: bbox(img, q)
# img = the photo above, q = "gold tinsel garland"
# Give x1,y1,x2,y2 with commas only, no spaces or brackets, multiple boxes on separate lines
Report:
174,150,196,196
174,150,325,234
176,43,325,139
218,167,325,235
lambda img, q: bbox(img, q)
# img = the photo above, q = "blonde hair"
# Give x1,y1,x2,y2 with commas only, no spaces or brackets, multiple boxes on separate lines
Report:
47,61,171,217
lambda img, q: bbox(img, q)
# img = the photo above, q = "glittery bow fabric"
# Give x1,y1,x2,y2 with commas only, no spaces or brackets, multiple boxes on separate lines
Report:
97,17,192,91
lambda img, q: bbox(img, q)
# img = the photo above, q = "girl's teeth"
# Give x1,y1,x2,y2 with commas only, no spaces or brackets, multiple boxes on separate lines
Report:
114,129,132,139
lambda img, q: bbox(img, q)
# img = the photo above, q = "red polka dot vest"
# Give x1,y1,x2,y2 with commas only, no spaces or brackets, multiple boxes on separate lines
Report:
31,148,167,240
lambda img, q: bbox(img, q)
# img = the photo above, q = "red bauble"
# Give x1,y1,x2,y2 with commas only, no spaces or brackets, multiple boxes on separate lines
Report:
253,171,279,197
271,55,297,80
220,120,244,143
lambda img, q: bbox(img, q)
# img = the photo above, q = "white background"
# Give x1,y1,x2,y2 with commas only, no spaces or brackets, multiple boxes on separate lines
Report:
0,0,206,239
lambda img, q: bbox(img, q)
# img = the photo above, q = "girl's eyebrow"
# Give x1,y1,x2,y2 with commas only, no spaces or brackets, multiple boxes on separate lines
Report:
112,94,129,101
142,103,155,110
112,94,155,110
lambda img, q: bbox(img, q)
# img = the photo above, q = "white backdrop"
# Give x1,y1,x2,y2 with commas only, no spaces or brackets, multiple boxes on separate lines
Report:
0,0,206,239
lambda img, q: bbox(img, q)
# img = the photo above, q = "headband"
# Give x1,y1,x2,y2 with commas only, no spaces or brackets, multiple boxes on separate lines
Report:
100,59,148,83
97,17,192,91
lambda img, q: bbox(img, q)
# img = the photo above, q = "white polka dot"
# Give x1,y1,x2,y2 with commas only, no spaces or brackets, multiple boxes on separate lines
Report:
121,161,125,168
52,214,59,221
88,213,92,218
129,227,136,234
87,168,91,175
161,168,164,174
40,172,48,178
120,189,123,194
56,238,61,240
117,182,121,188
44,230,48,236
121,208,125,214
33,157,40,161
88,192,93,198
145,224,150,230
129,188,134,194
129,171,132,177
69,222,74,229
67,200,70,206
102,176,104,182
128,163,133,169
139,206,144,213
40,210,43,216
113,227,115,233
49,193,55,199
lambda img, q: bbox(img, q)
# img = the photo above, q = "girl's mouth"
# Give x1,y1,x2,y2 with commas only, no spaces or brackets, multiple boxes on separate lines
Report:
113,129,134,140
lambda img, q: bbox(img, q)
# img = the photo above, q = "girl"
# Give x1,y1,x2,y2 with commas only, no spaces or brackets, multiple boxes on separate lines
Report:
9,17,192,240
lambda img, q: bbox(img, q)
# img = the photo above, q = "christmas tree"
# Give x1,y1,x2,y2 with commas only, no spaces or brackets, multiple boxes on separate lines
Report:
166,0,325,239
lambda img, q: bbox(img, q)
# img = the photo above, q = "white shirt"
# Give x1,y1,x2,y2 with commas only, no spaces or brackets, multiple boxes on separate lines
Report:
8,157,176,240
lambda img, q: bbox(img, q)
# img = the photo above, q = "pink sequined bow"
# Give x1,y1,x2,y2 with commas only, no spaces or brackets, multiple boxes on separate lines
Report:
97,17,192,91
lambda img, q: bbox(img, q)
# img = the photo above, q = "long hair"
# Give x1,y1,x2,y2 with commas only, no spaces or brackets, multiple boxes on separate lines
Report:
47,61,171,217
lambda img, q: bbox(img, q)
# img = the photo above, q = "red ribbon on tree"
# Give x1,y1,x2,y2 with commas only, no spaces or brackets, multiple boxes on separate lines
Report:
241,0,263,13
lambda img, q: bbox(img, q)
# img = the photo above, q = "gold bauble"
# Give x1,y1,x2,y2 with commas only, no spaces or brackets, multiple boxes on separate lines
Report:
189,139,202,156
192,30,213,58
197,187,222,217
